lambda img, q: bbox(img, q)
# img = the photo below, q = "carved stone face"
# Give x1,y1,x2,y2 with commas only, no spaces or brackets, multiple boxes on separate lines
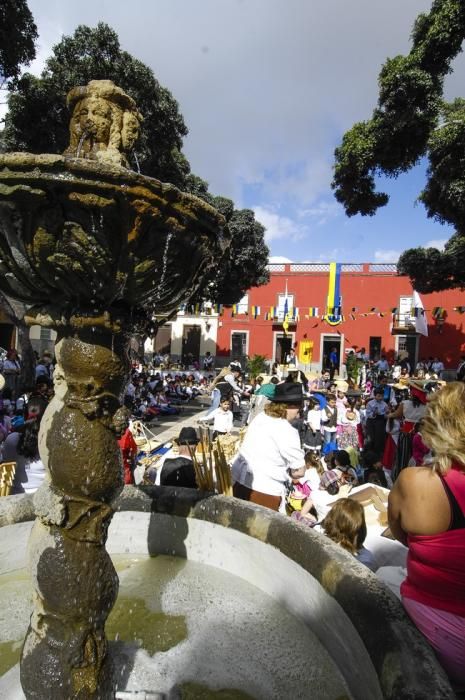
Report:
121,111,140,151
77,97,112,143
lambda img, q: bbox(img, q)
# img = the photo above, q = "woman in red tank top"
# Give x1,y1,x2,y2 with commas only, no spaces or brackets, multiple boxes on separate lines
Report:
388,382,465,690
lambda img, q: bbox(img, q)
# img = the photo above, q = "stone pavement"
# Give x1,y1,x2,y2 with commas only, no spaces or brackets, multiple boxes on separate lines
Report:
143,395,210,445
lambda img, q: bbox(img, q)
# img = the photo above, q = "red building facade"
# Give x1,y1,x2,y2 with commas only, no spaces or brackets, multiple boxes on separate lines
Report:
216,263,465,371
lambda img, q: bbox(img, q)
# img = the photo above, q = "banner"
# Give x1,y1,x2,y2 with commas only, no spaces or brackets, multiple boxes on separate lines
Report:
323,262,343,326
299,339,313,364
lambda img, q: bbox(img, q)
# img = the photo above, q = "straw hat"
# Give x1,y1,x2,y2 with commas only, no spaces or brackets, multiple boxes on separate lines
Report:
335,379,349,393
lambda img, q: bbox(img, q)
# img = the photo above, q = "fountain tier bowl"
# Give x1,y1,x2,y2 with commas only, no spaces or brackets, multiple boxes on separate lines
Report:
0,488,453,700
0,153,228,319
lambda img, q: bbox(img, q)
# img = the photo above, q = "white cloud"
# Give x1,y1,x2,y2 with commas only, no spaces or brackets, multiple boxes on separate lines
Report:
269,255,292,263
424,238,447,250
374,249,400,263
298,199,340,226
253,206,305,243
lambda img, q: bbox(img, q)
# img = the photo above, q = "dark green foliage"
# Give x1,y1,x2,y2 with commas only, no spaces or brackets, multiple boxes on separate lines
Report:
4,23,189,186
333,0,465,291
247,354,268,378
185,174,270,305
398,232,465,292
0,0,37,83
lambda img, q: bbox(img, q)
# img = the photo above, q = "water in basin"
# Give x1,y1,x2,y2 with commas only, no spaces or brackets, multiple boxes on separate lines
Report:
0,554,351,699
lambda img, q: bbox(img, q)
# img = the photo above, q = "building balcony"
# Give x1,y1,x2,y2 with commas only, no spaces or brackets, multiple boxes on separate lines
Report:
391,315,417,335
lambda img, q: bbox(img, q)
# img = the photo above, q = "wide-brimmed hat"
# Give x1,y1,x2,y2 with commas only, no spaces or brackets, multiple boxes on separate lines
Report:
177,427,199,445
270,382,303,405
408,379,428,404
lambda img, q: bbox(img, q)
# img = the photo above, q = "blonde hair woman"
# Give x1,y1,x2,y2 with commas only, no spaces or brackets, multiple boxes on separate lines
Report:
232,383,305,511
388,382,465,689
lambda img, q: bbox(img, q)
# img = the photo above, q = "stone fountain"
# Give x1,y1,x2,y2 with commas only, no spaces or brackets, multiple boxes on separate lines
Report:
0,80,457,700
0,79,227,698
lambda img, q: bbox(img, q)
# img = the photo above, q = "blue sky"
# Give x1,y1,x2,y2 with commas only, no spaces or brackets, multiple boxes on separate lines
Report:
11,1,465,263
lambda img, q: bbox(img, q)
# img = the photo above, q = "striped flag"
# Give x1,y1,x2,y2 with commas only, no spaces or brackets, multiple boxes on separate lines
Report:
231,304,238,316
308,307,319,317
251,305,260,318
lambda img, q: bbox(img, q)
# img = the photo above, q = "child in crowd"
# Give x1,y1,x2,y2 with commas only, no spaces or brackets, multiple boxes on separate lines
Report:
199,397,233,440
321,393,338,448
332,449,359,486
322,498,376,571
303,398,323,452
337,398,360,451
362,450,388,488
286,464,318,526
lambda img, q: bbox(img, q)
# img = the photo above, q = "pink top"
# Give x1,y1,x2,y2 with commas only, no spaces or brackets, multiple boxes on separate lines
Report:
292,480,312,498
401,465,465,616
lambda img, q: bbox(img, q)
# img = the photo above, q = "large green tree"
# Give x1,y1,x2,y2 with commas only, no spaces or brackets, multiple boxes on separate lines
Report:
332,0,465,292
185,174,270,304
0,0,37,86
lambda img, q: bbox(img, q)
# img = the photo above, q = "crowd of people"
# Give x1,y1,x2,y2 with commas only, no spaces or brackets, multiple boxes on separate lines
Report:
142,355,463,692
0,345,463,692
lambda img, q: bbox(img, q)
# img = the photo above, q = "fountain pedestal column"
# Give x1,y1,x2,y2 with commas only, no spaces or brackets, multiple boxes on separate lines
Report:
20,327,128,699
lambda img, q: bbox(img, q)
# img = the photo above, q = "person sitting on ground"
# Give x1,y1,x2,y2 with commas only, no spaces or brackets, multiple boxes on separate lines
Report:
331,449,359,486
361,450,388,488
2,396,47,494
387,382,465,690
199,397,233,440
157,427,199,489
322,498,376,571
286,464,318,526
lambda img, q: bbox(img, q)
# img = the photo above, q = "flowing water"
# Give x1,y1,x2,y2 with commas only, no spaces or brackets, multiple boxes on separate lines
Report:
0,555,351,699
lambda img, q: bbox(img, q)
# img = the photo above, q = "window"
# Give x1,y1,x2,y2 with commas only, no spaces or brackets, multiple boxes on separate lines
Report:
277,294,294,320
399,296,415,326
231,332,248,358
40,328,52,341
369,336,381,360
236,294,249,315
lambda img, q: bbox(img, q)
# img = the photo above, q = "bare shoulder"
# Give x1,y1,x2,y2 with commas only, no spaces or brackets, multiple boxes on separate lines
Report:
391,466,451,534
394,466,438,491
389,466,442,509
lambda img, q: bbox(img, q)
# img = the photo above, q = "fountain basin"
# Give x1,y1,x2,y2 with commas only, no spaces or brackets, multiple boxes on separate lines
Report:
0,153,228,320
0,488,454,699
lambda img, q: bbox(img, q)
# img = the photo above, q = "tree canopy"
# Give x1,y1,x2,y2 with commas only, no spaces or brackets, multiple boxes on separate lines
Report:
184,175,270,303
332,0,465,292
3,22,269,304
0,0,37,85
